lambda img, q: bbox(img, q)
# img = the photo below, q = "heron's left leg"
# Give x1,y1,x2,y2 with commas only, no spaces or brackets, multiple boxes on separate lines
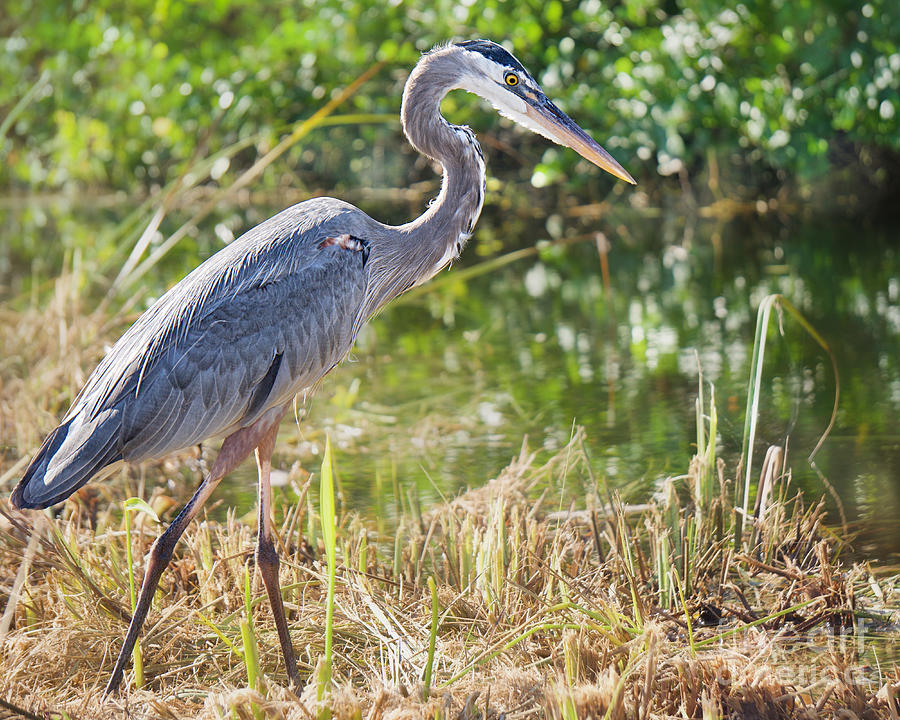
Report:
104,405,287,696
255,417,300,689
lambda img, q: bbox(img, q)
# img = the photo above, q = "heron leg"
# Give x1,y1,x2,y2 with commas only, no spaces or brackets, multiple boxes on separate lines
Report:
104,405,287,696
254,419,300,689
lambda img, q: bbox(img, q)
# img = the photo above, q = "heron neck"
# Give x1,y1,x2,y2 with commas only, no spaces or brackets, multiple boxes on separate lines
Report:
395,53,485,262
359,51,486,321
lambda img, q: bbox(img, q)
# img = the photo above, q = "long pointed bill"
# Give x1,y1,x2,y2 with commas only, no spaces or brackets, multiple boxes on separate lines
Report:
525,98,636,185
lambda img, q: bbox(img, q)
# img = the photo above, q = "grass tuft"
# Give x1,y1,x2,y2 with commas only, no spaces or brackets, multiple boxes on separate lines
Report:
0,424,896,718
0,291,894,719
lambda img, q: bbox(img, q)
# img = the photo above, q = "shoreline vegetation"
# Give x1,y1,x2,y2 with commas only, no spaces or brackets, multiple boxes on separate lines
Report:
0,282,897,718
3,3,898,211
0,423,898,719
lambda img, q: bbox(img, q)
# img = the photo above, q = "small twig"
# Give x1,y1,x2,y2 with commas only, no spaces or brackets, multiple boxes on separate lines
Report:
735,553,805,581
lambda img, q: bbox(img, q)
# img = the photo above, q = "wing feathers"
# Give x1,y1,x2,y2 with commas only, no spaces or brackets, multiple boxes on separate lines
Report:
245,352,284,422
12,410,123,509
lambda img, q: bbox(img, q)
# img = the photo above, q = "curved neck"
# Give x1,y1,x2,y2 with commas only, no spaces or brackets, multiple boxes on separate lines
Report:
362,48,485,317
397,50,485,256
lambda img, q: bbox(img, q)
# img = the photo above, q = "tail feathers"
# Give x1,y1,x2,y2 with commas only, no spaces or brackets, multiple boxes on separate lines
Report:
11,409,123,509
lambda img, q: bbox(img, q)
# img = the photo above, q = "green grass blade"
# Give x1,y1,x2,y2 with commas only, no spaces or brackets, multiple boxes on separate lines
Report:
0,70,49,140
242,566,261,692
423,577,439,700
734,294,840,549
195,610,243,660
692,599,817,649
240,566,263,720
737,295,777,527
443,621,581,687
240,617,260,691
774,296,840,464
318,436,337,719
123,497,159,689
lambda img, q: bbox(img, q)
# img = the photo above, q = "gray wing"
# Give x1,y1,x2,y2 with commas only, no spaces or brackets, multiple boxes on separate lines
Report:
12,199,372,508
118,249,367,460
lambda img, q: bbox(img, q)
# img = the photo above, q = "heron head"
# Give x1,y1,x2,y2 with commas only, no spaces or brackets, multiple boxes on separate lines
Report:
451,39,635,185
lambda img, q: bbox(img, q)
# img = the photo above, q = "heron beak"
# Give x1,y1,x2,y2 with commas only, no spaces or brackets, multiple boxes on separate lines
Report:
525,97,636,185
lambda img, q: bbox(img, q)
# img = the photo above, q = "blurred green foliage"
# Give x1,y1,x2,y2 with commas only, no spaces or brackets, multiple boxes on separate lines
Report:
1,0,899,199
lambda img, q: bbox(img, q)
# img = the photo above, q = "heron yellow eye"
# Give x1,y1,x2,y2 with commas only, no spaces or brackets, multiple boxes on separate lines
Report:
505,73,519,87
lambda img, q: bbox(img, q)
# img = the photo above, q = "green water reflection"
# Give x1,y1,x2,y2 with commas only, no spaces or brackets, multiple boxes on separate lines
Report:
2,199,898,558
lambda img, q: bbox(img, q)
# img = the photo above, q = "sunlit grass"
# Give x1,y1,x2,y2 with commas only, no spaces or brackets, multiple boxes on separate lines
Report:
0,417,894,718
240,565,263,719
0,288,894,719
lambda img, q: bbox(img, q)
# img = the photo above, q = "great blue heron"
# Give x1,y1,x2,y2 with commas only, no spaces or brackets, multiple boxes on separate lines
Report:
11,40,633,693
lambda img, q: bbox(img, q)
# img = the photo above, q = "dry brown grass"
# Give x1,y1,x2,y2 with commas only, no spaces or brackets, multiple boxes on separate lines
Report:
0,432,897,720
1,277,899,720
